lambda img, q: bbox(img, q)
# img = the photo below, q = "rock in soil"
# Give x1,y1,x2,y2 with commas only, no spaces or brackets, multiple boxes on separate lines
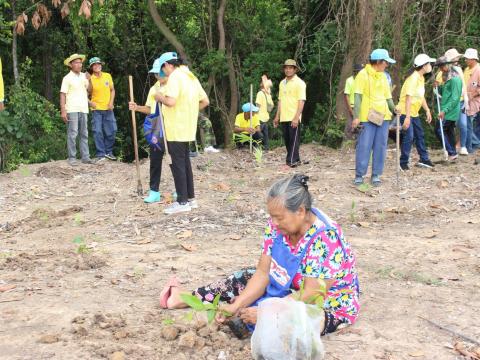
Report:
178,330,198,349
160,326,179,341
38,334,59,344
110,351,125,360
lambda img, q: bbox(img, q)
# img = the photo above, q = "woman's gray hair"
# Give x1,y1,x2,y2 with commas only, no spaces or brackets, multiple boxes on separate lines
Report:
268,174,312,212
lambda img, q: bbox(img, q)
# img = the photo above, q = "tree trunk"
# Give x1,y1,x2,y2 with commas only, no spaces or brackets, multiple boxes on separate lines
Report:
12,0,19,84
390,0,407,100
336,0,376,139
224,44,238,146
147,0,188,62
43,31,53,101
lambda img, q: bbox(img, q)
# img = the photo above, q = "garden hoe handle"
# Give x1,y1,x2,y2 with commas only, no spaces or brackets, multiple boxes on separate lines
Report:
158,106,172,165
434,86,449,161
395,113,400,188
128,76,143,196
249,84,253,153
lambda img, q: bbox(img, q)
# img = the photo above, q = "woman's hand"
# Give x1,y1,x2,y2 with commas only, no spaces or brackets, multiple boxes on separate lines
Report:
239,307,257,325
215,302,240,324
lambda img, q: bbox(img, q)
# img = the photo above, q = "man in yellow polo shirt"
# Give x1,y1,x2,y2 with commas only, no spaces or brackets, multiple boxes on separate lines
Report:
60,54,94,166
88,57,116,161
352,49,396,186
274,59,306,167
0,57,4,111
233,102,263,147
155,52,209,215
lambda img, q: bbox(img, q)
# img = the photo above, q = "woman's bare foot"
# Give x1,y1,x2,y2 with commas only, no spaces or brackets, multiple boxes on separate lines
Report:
166,287,189,309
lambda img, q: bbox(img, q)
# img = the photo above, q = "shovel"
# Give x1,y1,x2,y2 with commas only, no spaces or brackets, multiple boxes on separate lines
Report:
128,75,143,196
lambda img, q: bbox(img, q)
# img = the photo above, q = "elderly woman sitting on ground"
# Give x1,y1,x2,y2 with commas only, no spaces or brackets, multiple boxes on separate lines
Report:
159,174,360,335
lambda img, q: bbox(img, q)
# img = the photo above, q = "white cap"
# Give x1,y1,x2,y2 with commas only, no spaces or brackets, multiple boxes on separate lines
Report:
464,48,479,60
444,48,463,62
414,54,436,67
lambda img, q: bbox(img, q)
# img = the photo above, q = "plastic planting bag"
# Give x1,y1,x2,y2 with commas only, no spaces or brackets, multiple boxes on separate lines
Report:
251,297,325,360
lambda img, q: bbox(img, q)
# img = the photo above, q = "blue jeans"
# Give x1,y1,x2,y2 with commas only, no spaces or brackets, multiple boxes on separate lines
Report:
472,112,480,149
92,110,117,157
458,102,469,148
399,115,430,166
355,120,390,178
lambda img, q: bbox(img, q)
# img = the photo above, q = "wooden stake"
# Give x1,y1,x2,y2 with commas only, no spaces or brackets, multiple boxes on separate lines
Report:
249,84,253,153
128,76,143,196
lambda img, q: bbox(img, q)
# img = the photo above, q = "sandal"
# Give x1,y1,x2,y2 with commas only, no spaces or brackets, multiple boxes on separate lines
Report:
159,277,180,309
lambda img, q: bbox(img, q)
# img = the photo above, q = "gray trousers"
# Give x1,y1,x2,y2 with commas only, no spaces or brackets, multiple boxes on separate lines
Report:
67,112,90,160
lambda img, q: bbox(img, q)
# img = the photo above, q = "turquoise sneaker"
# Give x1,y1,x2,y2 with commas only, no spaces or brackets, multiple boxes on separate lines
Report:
144,190,161,204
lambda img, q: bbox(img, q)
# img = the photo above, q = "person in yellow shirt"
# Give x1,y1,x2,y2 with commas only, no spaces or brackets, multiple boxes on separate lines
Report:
343,64,363,137
60,54,94,166
0,57,4,111
352,49,396,186
397,54,435,170
129,58,168,204
88,57,116,161
233,103,263,147
274,59,306,167
155,52,209,215
255,75,274,150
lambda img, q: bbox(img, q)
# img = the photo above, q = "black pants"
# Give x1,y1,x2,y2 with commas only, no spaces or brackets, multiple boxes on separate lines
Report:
167,141,194,203
435,119,457,155
149,145,164,192
282,122,301,165
260,122,269,150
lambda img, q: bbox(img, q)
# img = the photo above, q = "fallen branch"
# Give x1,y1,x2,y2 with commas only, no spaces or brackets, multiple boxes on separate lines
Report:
419,316,480,346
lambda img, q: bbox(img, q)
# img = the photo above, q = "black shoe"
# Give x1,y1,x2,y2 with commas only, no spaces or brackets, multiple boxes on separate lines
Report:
105,153,117,161
417,159,434,168
400,163,410,171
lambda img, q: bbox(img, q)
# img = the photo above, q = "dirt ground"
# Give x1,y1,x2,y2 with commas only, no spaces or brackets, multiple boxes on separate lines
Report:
0,144,479,360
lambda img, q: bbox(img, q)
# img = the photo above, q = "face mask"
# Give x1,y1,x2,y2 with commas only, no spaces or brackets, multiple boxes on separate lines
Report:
424,63,432,73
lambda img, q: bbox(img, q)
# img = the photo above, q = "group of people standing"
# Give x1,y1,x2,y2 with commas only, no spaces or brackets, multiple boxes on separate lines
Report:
233,59,307,168
344,47,480,186
60,54,117,166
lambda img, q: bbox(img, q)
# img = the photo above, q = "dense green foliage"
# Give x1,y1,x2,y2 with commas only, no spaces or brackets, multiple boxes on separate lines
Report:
0,0,479,170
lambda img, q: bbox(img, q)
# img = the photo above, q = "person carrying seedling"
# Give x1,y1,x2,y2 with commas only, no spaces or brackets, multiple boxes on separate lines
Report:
158,174,360,337
255,75,274,150
154,52,209,215
88,56,117,162
233,103,263,147
128,58,167,204
274,59,306,168
396,54,436,170
352,49,396,186
60,54,94,166
435,56,463,161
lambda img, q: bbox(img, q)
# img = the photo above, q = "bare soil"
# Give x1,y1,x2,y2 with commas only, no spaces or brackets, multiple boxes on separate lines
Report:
0,144,479,360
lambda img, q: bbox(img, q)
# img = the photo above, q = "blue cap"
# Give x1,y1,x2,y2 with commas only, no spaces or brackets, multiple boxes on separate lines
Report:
156,52,178,77
242,103,259,113
370,49,396,64
148,58,164,77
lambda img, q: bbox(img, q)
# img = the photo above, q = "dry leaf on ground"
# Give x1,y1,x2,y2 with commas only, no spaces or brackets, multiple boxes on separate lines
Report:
180,243,196,252
177,230,192,239
0,284,17,292
408,350,425,357
135,239,151,245
213,183,231,192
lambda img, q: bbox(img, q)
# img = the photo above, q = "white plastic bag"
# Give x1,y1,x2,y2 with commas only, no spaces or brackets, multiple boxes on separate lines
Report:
251,297,325,360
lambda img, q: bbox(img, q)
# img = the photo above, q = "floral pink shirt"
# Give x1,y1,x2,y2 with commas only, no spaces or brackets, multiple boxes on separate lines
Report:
262,211,360,324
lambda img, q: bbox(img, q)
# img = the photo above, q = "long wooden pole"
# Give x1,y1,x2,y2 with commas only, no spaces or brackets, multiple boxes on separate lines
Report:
128,76,143,196
249,84,253,153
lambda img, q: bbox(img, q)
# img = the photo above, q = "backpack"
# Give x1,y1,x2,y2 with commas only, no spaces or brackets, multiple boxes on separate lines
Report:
143,103,164,151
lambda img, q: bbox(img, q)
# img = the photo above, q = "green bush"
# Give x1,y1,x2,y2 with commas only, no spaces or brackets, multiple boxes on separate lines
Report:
0,59,65,172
